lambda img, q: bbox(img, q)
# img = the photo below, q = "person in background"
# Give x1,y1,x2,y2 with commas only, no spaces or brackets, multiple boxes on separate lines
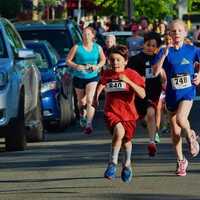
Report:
128,32,164,157
103,34,117,58
66,26,106,134
126,25,144,57
153,19,200,176
93,45,145,183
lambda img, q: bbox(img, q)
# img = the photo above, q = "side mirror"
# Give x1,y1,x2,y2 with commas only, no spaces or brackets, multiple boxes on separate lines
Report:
56,59,67,68
17,48,35,59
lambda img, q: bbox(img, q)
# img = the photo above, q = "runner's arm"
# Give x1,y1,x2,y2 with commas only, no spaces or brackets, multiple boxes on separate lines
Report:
66,45,86,71
153,48,168,76
119,74,145,99
92,83,105,108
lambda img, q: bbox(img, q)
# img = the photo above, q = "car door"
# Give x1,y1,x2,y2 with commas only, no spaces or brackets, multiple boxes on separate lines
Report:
3,20,36,113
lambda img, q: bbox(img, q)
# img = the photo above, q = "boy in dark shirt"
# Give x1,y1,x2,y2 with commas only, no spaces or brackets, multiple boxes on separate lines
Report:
128,32,164,156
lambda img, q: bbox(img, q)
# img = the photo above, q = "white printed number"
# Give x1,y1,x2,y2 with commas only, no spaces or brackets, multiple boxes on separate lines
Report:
105,81,127,92
145,68,156,79
171,75,191,90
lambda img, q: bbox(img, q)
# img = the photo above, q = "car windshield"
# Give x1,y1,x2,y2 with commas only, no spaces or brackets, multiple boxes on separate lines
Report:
18,30,71,58
0,31,8,58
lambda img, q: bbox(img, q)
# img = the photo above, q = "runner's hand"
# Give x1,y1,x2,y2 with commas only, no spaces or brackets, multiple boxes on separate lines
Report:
119,74,130,84
193,72,200,86
163,47,169,57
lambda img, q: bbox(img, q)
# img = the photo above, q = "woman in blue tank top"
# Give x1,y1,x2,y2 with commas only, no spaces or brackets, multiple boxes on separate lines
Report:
153,19,200,177
66,26,106,134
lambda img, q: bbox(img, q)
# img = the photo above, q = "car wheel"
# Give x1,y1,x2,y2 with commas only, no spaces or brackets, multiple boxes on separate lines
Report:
5,92,27,151
58,94,71,131
27,94,44,142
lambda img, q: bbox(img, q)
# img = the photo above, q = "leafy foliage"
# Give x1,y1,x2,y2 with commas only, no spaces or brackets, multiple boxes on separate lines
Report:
93,0,177,21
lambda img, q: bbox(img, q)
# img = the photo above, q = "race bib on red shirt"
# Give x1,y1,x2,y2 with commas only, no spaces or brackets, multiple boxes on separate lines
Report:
105,80,128,92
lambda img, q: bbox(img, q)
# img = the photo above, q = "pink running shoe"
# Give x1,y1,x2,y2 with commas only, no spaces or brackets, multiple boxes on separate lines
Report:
176,158,188,176
147,142,157,157
187,131,199,157
84,124,93,135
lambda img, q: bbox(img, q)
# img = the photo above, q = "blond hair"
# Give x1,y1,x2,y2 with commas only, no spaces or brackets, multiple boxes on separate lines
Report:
168,19,188,32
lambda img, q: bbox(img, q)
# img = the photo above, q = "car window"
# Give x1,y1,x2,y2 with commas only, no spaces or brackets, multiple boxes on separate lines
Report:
4,21,24,54
69,26,82,44
18,30,71,58
26,45,49,68
0,31,8,58
46,42,59,66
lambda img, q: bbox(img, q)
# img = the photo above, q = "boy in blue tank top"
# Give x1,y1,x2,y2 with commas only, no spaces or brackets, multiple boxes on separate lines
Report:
153,19,200,176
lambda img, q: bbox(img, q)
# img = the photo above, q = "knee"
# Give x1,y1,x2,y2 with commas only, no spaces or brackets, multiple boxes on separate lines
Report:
176,115,186,128
86,98,93,106
146,107,155,122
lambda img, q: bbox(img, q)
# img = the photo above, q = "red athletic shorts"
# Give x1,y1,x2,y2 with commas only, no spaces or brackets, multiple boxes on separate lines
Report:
104,114,136,142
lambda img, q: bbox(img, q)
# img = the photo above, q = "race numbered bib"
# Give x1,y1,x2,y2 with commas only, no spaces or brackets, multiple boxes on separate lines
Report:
171,74,191,90
145,67,156,79
105,81,128,92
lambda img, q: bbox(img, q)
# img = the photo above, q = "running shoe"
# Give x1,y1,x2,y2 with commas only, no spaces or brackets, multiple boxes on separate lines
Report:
79,116,87,128
104,163,117,180
121,166,133,183
147,142,157,157
83,126,93,135
83,124,93,135
187,131,199,157
155,132,160,143
176,158,188,176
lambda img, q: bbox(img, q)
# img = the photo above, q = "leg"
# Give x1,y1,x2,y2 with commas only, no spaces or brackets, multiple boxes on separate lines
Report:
156,98,162,131
85,81,98,126
146,106,157,142
74,88,86,115
110,122,125,164
176,100,199,157
121,139,133,183
74,88,87,128
169,112,183,161
104,122,125,180
146,106,158,156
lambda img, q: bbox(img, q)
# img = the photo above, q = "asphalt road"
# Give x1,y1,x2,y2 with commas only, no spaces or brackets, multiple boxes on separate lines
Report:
0,101,200,200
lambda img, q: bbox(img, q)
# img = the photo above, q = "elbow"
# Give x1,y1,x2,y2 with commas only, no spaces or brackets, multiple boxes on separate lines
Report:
141,91,146,99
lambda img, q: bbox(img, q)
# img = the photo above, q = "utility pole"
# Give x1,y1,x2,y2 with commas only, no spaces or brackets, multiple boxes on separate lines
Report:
77,0,81,25
32,0,39,21
128,0,133,22
178,0,187,20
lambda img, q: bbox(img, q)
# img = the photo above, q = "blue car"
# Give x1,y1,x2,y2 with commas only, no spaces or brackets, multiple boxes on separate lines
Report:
25,40,75,131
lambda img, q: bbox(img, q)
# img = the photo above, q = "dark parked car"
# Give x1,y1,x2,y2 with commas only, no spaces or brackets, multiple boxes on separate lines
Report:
24,40,75,131
0,18,43,151
15,19,83,121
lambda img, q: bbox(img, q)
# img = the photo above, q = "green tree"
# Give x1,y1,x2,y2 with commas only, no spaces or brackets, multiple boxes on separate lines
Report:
188,0,200,12
93,0,125,16
93,0,177,21
0,0,21,19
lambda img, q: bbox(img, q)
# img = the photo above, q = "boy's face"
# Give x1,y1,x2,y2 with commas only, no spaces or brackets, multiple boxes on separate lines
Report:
143,39,158,55
170,22,187,44
109,53,127,72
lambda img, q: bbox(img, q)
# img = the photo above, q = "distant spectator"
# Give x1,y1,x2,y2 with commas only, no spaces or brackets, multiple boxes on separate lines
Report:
109,15,120,31
193,25,200,43
126,25,144,57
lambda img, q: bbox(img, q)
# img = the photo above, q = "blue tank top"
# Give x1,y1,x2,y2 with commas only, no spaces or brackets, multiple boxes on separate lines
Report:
154,44,200,107
73,42,100,79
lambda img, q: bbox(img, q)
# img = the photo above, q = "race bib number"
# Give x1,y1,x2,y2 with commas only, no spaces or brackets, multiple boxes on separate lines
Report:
171,74,191,90
145,67,156,79
105,81,128,92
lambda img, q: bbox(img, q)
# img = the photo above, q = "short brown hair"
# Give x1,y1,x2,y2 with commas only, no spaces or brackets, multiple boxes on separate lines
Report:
109,45,128,61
